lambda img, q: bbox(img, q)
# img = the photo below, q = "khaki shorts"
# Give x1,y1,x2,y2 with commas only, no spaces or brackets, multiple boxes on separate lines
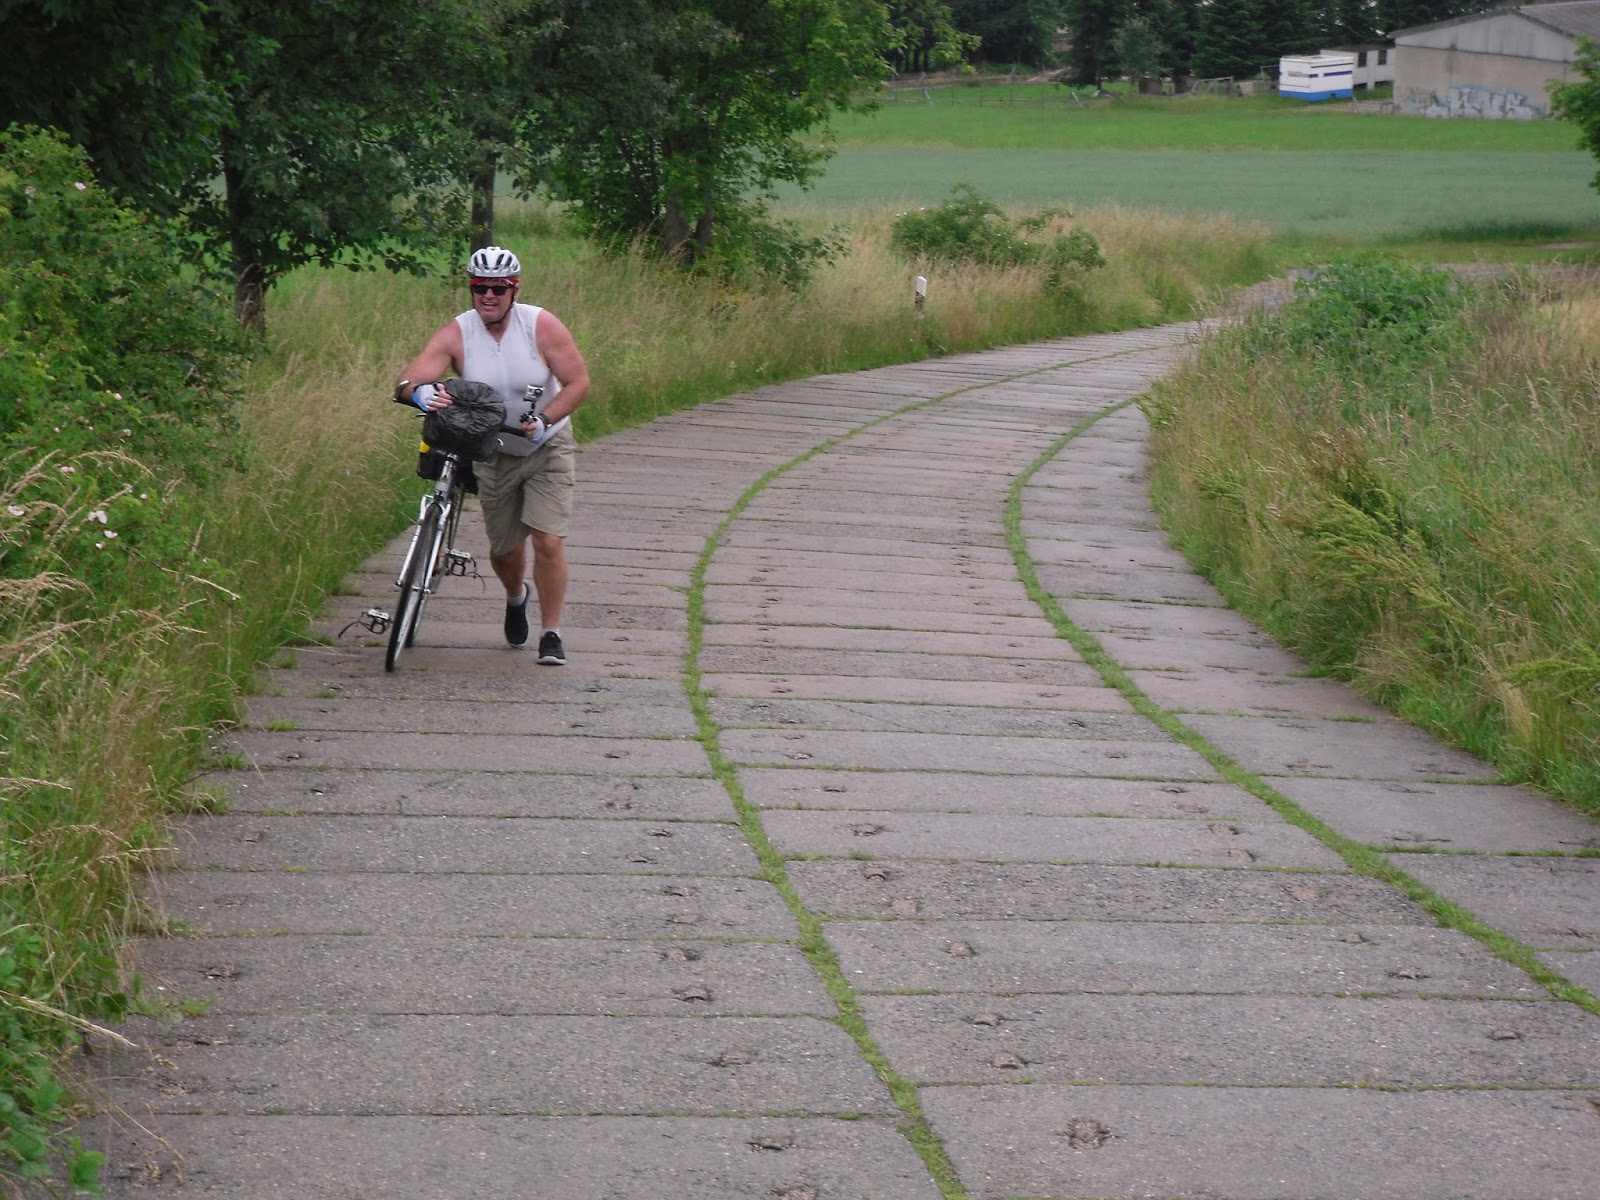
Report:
473,425,577,554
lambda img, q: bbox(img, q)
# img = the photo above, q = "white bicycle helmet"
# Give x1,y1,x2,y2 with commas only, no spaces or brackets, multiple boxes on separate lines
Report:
468,246,520,279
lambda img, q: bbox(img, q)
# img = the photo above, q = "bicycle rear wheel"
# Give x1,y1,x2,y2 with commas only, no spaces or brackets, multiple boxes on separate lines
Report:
385,504,442,671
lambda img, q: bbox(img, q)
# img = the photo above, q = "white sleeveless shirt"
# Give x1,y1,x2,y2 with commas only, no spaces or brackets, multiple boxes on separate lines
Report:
455,303,568,438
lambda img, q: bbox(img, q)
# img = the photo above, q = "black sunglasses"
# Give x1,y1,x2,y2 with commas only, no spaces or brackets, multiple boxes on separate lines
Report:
470,283,514,296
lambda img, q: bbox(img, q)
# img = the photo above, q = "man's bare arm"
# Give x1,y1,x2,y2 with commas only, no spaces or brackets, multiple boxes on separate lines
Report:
396,322,465,405
535,311,591,424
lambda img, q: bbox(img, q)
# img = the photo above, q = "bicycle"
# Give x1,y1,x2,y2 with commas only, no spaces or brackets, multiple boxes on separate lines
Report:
352,443,477,671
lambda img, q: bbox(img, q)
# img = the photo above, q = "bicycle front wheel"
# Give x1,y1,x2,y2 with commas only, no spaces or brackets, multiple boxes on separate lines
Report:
385,504,442,671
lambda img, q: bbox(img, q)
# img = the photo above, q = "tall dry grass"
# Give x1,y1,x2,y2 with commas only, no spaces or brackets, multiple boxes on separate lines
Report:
494,200,1273,435
1145,267,1600,812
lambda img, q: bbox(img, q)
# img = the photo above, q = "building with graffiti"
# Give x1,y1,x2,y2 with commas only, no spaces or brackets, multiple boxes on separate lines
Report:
1393,1,1600,117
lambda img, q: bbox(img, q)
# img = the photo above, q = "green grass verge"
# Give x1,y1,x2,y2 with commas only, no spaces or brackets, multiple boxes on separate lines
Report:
1143,265,1600,815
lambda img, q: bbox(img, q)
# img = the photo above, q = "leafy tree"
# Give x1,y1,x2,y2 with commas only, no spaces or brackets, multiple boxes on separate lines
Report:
0,0,220,208
1323,0,1381,44
1551,38,1600,194
445,0,565,249
1113,15,1169,90
1166,0,1200,76
1112,0,1190,82
951,0,1066,68
527,0,889,274
1377,0,1497,34
1258,0,1318,58
1190,0,1268,79
1059,0,1121,84
190,0,498,329
4,0,501,329
888,0,980,74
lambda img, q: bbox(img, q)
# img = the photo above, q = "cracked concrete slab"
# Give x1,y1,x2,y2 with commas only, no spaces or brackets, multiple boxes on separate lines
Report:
864,993,1599,1087
88,1116,942,1200
787,861,1428,925
1274,777,1600,853
921,1085,1600,1200
762,809,1342,869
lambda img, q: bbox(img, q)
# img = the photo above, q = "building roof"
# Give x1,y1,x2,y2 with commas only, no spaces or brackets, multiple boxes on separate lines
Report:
1393,1,1600,41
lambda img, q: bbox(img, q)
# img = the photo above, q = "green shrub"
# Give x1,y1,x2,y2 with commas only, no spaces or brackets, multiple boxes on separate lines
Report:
892,183,1040,266
0,125,250,601
1,125,253,1194
1039,226,1107,296
891,184,1106,304
1273,256,1469,388
692,198,846,290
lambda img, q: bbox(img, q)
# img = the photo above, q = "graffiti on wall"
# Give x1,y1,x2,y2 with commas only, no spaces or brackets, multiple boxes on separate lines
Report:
1396,84,1544,119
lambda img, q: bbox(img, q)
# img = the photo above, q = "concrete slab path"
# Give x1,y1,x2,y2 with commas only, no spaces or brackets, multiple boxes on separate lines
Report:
80,322,1600,1199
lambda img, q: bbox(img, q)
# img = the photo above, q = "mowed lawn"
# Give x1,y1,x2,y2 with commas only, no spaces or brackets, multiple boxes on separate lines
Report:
783,93,1600,241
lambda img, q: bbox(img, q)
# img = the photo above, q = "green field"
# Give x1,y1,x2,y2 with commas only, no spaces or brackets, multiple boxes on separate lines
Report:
838,89,1581,151
782,93,1600,244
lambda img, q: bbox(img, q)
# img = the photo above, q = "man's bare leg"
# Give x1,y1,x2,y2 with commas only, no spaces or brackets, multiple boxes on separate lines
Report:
530,529,568,631
489,540,528,602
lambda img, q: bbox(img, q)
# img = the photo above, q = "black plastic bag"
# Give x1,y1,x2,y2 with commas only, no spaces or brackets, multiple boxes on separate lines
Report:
420,378,506,460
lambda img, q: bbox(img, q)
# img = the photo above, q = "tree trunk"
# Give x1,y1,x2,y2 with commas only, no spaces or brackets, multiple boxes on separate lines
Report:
693,202,714,258
470,151,496,251
223,151,268,333
660,196,714,266
232,261,268,335
660,199,693,263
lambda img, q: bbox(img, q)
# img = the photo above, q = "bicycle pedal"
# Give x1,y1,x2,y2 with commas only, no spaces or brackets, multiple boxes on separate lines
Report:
359,608,391,634
444,550,474,577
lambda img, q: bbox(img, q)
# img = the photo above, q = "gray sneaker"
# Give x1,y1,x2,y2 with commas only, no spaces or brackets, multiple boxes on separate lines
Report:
537,630,566,665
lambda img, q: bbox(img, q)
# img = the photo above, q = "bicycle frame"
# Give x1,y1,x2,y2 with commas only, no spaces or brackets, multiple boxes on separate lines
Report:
394,462,458,590
380,451,473,671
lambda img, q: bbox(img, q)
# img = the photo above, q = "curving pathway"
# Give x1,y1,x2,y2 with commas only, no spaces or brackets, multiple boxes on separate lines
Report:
84,321,1600,1199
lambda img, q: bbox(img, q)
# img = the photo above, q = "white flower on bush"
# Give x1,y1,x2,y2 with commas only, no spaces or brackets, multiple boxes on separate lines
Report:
105,530,118,539
87,510,108,524
58,465,75,474
74,182,87,191
6,505,25,518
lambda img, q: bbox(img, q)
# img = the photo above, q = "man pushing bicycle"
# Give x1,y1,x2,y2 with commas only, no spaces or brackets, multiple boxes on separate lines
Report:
394,246,591,664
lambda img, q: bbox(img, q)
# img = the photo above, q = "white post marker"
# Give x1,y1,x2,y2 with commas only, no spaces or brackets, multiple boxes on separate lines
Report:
914,275,927,316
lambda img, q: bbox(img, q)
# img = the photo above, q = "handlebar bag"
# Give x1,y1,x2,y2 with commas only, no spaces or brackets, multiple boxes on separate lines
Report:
421,378,507,460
